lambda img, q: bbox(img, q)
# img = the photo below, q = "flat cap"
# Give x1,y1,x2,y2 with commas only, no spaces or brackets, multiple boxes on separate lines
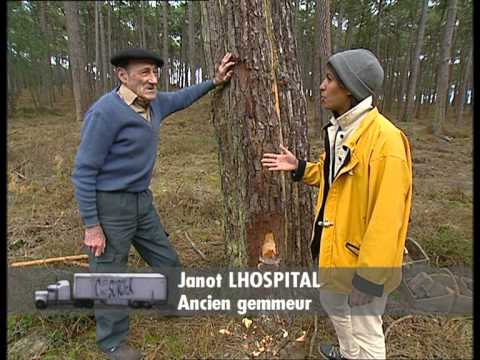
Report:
110,48,164,68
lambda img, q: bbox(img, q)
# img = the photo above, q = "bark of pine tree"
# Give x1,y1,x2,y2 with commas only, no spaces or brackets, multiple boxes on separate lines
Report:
455,43,472,124
161,1,169,91
396,30,414,119
383,41,397,114
64,1,90,121
433,0,458,135
140,1,146,48
99,5,109,93
107,3,112,88
187,2,195,86
313,0,332,136
375,0,383,56
333,2,343,53
344,14,354,49
38,1,54,109
401,0,428,122
95,1,101,97
201,0,314,267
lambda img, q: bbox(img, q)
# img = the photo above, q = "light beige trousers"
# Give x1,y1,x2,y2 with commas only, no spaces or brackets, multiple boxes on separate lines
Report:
319,288,388,359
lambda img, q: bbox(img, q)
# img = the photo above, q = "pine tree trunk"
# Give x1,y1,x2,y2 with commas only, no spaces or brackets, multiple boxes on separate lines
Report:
396,31,414,119
383,41,398,115
433,0,458,135
99,5,109,93
401,0,428,122
334,2,343,53
107,2,112,88
64,1,90,121
38,1,54,108
95,1,101,97
375,0,383,56
201,0,315,267
344,16,354,48
455,43,472,124
140,1,146,48
187,2,195,86
161,1,169,91
313,0,332,136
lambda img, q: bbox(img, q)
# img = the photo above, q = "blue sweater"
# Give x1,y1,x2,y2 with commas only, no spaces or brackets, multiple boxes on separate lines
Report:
72,80,215,226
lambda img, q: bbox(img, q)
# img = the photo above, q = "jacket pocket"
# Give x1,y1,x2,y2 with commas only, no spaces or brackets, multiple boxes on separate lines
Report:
345,241,360,256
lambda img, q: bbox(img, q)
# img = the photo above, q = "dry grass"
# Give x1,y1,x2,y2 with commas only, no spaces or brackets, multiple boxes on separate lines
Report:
7,93,472,359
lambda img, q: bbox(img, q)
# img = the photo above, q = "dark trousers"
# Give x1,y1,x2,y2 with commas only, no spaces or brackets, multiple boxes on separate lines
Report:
89,190,181,351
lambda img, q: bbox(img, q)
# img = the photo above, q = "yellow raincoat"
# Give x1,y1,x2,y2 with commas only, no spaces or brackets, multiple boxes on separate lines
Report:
298,107,412,296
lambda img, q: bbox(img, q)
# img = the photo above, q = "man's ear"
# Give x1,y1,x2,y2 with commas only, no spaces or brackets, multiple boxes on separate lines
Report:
116,67,129,84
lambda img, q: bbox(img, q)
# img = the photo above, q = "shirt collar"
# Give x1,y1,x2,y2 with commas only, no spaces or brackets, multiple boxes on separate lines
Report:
328,96,373,131
117,84,138,106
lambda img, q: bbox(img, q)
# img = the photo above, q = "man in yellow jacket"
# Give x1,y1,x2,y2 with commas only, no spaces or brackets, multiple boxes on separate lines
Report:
262,49,413,359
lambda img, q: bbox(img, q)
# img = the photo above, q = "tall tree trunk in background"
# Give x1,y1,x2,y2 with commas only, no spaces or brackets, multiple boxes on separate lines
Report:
107,3,112,88
396,30,414,119
187,1,195,86
382,41,394,114
433,0,458,135
38,1,54,108
455,43,472,124
375,0,383,56
313,0,332,136
99,5,109,93
140,1,146,48
401,0,428,122
95,1,101,97
85,3,95,97
64,1,90,121
161,1,169,91
344,15,354,48
332,1,343,53
180,22,187,88
414,58,425,118
201,0,314,267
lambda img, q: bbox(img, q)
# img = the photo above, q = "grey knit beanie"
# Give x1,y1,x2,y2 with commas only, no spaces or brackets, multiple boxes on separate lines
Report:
327,49,384,102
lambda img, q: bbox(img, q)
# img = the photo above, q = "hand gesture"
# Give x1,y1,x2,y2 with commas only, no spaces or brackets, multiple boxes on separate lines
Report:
84,224,106,257
213,52,236,86
261,145,299,171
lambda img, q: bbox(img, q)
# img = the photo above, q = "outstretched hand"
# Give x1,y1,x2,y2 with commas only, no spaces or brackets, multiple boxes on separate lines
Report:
261,145,299,171
213,52,236,86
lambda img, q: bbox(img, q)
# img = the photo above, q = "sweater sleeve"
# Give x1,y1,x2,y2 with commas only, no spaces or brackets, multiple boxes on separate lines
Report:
71,110,117,226
156,80,216,119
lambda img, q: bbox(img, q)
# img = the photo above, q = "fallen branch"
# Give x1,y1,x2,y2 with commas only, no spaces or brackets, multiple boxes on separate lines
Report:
9,254,88,267
68,260,89,268
308,314,318,359
13,170,27,180
184,231,208,261
385,315,414,339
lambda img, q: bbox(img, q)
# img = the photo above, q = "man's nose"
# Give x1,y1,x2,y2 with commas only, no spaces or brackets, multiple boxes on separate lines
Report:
148,72,158,84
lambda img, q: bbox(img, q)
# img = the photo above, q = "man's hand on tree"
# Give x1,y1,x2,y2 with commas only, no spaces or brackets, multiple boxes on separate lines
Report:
84,224,106,257
213,52,236,86
261,144,299,171
349,286,375,307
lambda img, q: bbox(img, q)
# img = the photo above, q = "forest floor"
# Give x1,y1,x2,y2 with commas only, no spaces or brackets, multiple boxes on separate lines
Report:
7,90,472,359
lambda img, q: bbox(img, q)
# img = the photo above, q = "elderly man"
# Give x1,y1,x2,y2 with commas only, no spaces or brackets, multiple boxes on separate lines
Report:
72,48,235,360
262,49,412,359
